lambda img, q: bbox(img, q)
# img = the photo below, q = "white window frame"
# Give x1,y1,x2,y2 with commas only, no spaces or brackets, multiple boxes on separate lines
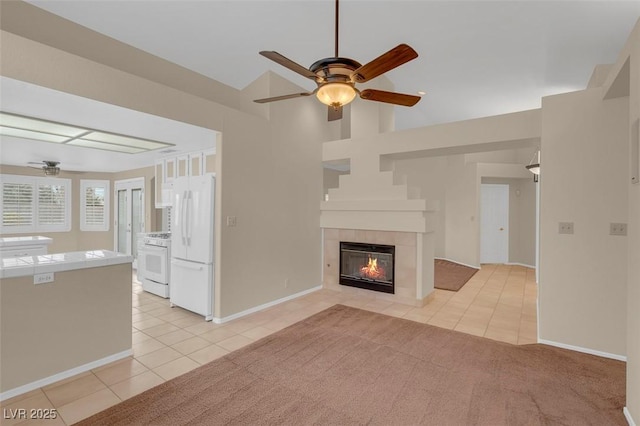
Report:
0,174,72,234
80,179,110,232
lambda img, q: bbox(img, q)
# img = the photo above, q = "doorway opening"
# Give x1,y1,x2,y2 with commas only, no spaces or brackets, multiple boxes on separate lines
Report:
480,183,509,264
114,177,145,268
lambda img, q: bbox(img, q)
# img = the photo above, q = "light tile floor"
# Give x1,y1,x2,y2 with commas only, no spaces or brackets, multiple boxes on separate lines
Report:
0,263,536,425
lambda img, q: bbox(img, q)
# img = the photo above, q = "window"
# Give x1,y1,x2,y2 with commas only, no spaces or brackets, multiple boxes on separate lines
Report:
80,180,110,231
0,174,71,234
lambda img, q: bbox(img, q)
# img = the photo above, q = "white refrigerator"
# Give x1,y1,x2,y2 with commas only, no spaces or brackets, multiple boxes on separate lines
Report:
170,174,215,321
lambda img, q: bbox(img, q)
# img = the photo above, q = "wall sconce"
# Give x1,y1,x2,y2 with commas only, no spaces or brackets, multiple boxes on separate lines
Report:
526,150,540,182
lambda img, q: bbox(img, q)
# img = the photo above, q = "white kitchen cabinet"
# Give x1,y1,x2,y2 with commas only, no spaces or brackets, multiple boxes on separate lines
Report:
176,155,188,178
189,152,204,177
155,150,215,208
155,159,174,208
0,236,53,258
203,149,216,174
165,158,176,182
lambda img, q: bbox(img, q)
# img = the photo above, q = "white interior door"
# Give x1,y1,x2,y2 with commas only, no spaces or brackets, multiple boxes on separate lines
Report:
480,184,509,264
114,178,145,267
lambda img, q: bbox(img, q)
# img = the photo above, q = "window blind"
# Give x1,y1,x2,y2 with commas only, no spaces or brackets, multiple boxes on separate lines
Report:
80,180,109,231
2,182,34,227
0,174,71,233
38,184,66,226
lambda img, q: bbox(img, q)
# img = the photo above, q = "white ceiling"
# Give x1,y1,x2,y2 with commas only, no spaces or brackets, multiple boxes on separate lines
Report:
24,0,640,130
0,77,217,173
2,1,638,173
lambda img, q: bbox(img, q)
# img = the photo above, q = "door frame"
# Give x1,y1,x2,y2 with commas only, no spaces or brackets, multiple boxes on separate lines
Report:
480,183,510,264
114,177,145,266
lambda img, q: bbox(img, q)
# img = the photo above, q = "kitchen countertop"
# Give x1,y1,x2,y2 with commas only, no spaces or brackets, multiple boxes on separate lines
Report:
0,250,133,279
0,236,53,248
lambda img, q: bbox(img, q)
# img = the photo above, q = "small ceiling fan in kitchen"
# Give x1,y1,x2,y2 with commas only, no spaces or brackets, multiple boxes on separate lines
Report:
28,160,61,176
254,0,422,121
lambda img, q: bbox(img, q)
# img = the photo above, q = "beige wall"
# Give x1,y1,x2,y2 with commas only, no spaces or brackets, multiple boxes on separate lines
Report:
392,156,448,258
0,4,333,320
0,164,159,253
217,72,335,317
614,17,640,423
539,89,629,357
323,167,348,197
392,152,536,267
0,263,132,392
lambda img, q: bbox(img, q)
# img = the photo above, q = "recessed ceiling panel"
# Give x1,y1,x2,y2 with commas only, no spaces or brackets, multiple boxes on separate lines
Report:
83,131,172,150
67,139,146,153
0,126,69,143
0,112,87,137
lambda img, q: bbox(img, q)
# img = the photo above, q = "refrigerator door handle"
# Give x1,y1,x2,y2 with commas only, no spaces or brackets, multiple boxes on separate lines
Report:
181,190,188,245
171,259,203,271
186,190,192,246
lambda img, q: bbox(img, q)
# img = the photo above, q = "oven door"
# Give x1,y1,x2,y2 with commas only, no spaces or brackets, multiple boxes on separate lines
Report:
138,244,169,284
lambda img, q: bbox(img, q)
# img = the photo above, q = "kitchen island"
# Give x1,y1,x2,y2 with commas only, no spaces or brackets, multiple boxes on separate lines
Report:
0,250,133,400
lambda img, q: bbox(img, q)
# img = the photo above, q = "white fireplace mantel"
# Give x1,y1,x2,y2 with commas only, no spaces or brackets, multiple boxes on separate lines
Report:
320,199,438,233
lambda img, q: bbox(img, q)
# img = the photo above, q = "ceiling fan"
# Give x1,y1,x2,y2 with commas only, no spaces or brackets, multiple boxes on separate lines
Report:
254,0,422,121
28,160,61,176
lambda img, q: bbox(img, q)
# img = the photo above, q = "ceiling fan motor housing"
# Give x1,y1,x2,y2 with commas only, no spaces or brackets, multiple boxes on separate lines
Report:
310,57,362,83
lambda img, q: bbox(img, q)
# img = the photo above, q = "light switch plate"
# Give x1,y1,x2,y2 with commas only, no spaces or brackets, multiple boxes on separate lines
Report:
610,222,627,236
226,216,237,227
559,222,574,234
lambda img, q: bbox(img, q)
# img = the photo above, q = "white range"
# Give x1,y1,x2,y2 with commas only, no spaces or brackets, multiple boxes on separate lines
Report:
137,232,171,298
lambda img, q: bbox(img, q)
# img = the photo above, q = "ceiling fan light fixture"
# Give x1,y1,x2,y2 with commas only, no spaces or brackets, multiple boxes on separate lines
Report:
316,83,357,108
43,166,60,176
525,164,540,175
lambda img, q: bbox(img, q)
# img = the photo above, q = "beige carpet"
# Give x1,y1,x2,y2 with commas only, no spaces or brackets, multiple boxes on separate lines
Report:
77,305,626,425
434,259,479,291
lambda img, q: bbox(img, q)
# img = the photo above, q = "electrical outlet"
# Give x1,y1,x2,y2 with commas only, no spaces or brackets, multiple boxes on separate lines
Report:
226,216,237,227
284,278,289,289
610,222,627,236
558,222,574,235
34,272,54,285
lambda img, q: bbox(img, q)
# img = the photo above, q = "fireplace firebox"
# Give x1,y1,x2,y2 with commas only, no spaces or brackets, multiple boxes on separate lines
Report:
339,242,395,294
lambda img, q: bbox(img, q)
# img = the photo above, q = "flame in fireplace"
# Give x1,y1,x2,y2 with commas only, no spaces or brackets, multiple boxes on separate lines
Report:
360,256,386,280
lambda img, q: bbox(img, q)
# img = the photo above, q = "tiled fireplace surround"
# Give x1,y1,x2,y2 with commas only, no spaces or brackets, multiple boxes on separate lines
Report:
323,228,434,307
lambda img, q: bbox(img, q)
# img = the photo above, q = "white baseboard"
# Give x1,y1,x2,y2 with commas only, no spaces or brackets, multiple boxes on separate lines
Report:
434,257,480,270
624,407,637,426
505,262,535,269
212,285,323,324
538,339,626,362
0,349,132,401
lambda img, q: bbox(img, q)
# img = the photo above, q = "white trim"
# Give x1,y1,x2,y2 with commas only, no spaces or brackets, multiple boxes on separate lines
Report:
0,349,132,401
624,407,637,426
416,233,423,299
505,262,536,269
212,285,323,324
538,339,626,361
434,257,480,270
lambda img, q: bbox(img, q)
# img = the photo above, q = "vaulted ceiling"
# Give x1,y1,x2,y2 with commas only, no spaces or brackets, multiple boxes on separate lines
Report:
24,0,640,130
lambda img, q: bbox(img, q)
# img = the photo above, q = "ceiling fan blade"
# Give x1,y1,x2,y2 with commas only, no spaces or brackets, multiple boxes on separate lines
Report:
259,51,317,80
254,92,314,104
328,105,343,121
359,89,421,107
351,44,418,83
